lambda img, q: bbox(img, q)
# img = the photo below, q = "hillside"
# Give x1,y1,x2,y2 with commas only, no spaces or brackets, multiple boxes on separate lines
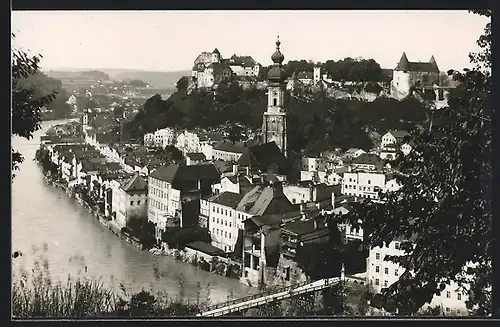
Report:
123,82,430,153
105,69,191,89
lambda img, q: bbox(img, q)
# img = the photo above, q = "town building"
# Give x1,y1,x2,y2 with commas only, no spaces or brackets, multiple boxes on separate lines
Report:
212,141,246,162
262,37,288,157
209,183,295,254
351,153,384,171
301,154,327,172
175,130,201,155
186,152,207,166
112,173,148,229
367,238,469,315
147,163,220,241
391,52,440,100
342,171,386,199
381,130,410,149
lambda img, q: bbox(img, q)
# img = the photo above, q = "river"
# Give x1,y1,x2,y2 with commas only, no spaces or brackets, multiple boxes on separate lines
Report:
11,119,254,304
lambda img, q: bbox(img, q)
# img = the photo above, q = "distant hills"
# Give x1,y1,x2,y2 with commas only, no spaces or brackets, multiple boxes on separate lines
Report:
44,68,191,89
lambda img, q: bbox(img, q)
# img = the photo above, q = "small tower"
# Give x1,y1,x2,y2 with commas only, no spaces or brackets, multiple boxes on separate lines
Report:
313,66,322,84
262,36,288,157
212,48,221,63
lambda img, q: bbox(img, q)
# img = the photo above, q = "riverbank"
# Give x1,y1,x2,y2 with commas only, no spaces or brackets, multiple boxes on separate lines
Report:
41,171,243,283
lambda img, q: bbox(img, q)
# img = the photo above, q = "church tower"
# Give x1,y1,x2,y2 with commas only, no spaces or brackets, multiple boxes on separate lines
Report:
262,36,288,157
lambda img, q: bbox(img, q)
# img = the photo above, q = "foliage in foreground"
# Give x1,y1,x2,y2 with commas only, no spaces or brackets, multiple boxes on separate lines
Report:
12,256,208,318
11,34,57,180
342,10,491,315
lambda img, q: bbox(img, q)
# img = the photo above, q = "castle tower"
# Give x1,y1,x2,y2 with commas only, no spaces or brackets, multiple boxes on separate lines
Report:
313,66,322,84
262,36,288,157
212,48,221,63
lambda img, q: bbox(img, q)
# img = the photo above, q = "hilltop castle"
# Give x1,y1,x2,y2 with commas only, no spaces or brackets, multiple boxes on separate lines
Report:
390,52,440,100
191,48,261,89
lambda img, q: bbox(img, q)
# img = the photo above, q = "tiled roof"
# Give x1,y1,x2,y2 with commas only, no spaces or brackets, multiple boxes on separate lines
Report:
211,191,244,208
185,241,225,256
236,184,295,216
149,163,220,184
388,130,410,139
229,54,256,67
282,218,327,236
187,152,206,161
237,142,286,172
213,160,233,174
297,71,313,79
395,52,439,73
352,153,383,166
213,141,246,153
121,173,148,193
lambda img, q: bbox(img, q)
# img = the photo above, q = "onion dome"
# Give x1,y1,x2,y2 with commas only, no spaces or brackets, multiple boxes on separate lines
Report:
268,36,286,82
271,38,284,64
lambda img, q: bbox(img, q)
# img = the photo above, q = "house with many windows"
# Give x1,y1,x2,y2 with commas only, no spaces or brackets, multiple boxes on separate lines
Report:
147,163,220,241
112,173,148,229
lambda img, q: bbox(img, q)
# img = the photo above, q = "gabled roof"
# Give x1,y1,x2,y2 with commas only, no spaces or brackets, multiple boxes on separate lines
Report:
213,141,246,153
121,173,147,193
395,52,439,73
213,160,233,174
352,153,383,166
187,152,206,161
236,184,295,216
149,163,220,184
237,142,286,172
388,130,410,139
297,71,313,80
229,54,257,67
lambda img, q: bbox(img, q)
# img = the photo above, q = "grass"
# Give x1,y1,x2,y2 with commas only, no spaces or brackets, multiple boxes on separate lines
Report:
12,255,212,318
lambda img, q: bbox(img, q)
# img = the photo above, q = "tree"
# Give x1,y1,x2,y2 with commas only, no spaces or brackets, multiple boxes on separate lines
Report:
343,10,491,315
176,76,189,92
295,220,343,281
12,34,57,180
228,124,243,143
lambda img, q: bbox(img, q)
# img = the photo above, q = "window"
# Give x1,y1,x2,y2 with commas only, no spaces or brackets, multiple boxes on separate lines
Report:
217,218,219,224
137,200,141,205
395,242,400,250
384,280,388,287
225,231,227,237
229,222,232,227
217,207,219,214
130,201,134,206
225,209,227,216
216,229,219,235
446,307,450,313
446,291,451,298
384,267,389,274
375,266,380,273
273,98,277,106
395,269,399,276
213,228,215,233
375,279,380,286
213,206,215,212
229,211,232,217
213,217,215,222
376,253,381,260
225,220,228,226
229,232,232,239
457,293,462,300
368,180,371,185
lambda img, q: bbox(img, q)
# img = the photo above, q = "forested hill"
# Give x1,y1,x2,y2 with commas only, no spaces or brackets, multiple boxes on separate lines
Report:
124,81,430,153
17,72,72,119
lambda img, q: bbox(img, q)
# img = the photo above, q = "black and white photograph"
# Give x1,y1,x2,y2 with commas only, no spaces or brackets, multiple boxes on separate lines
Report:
11,9,492,318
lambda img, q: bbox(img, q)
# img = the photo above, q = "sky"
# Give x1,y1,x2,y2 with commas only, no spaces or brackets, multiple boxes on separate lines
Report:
12,10,489,72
